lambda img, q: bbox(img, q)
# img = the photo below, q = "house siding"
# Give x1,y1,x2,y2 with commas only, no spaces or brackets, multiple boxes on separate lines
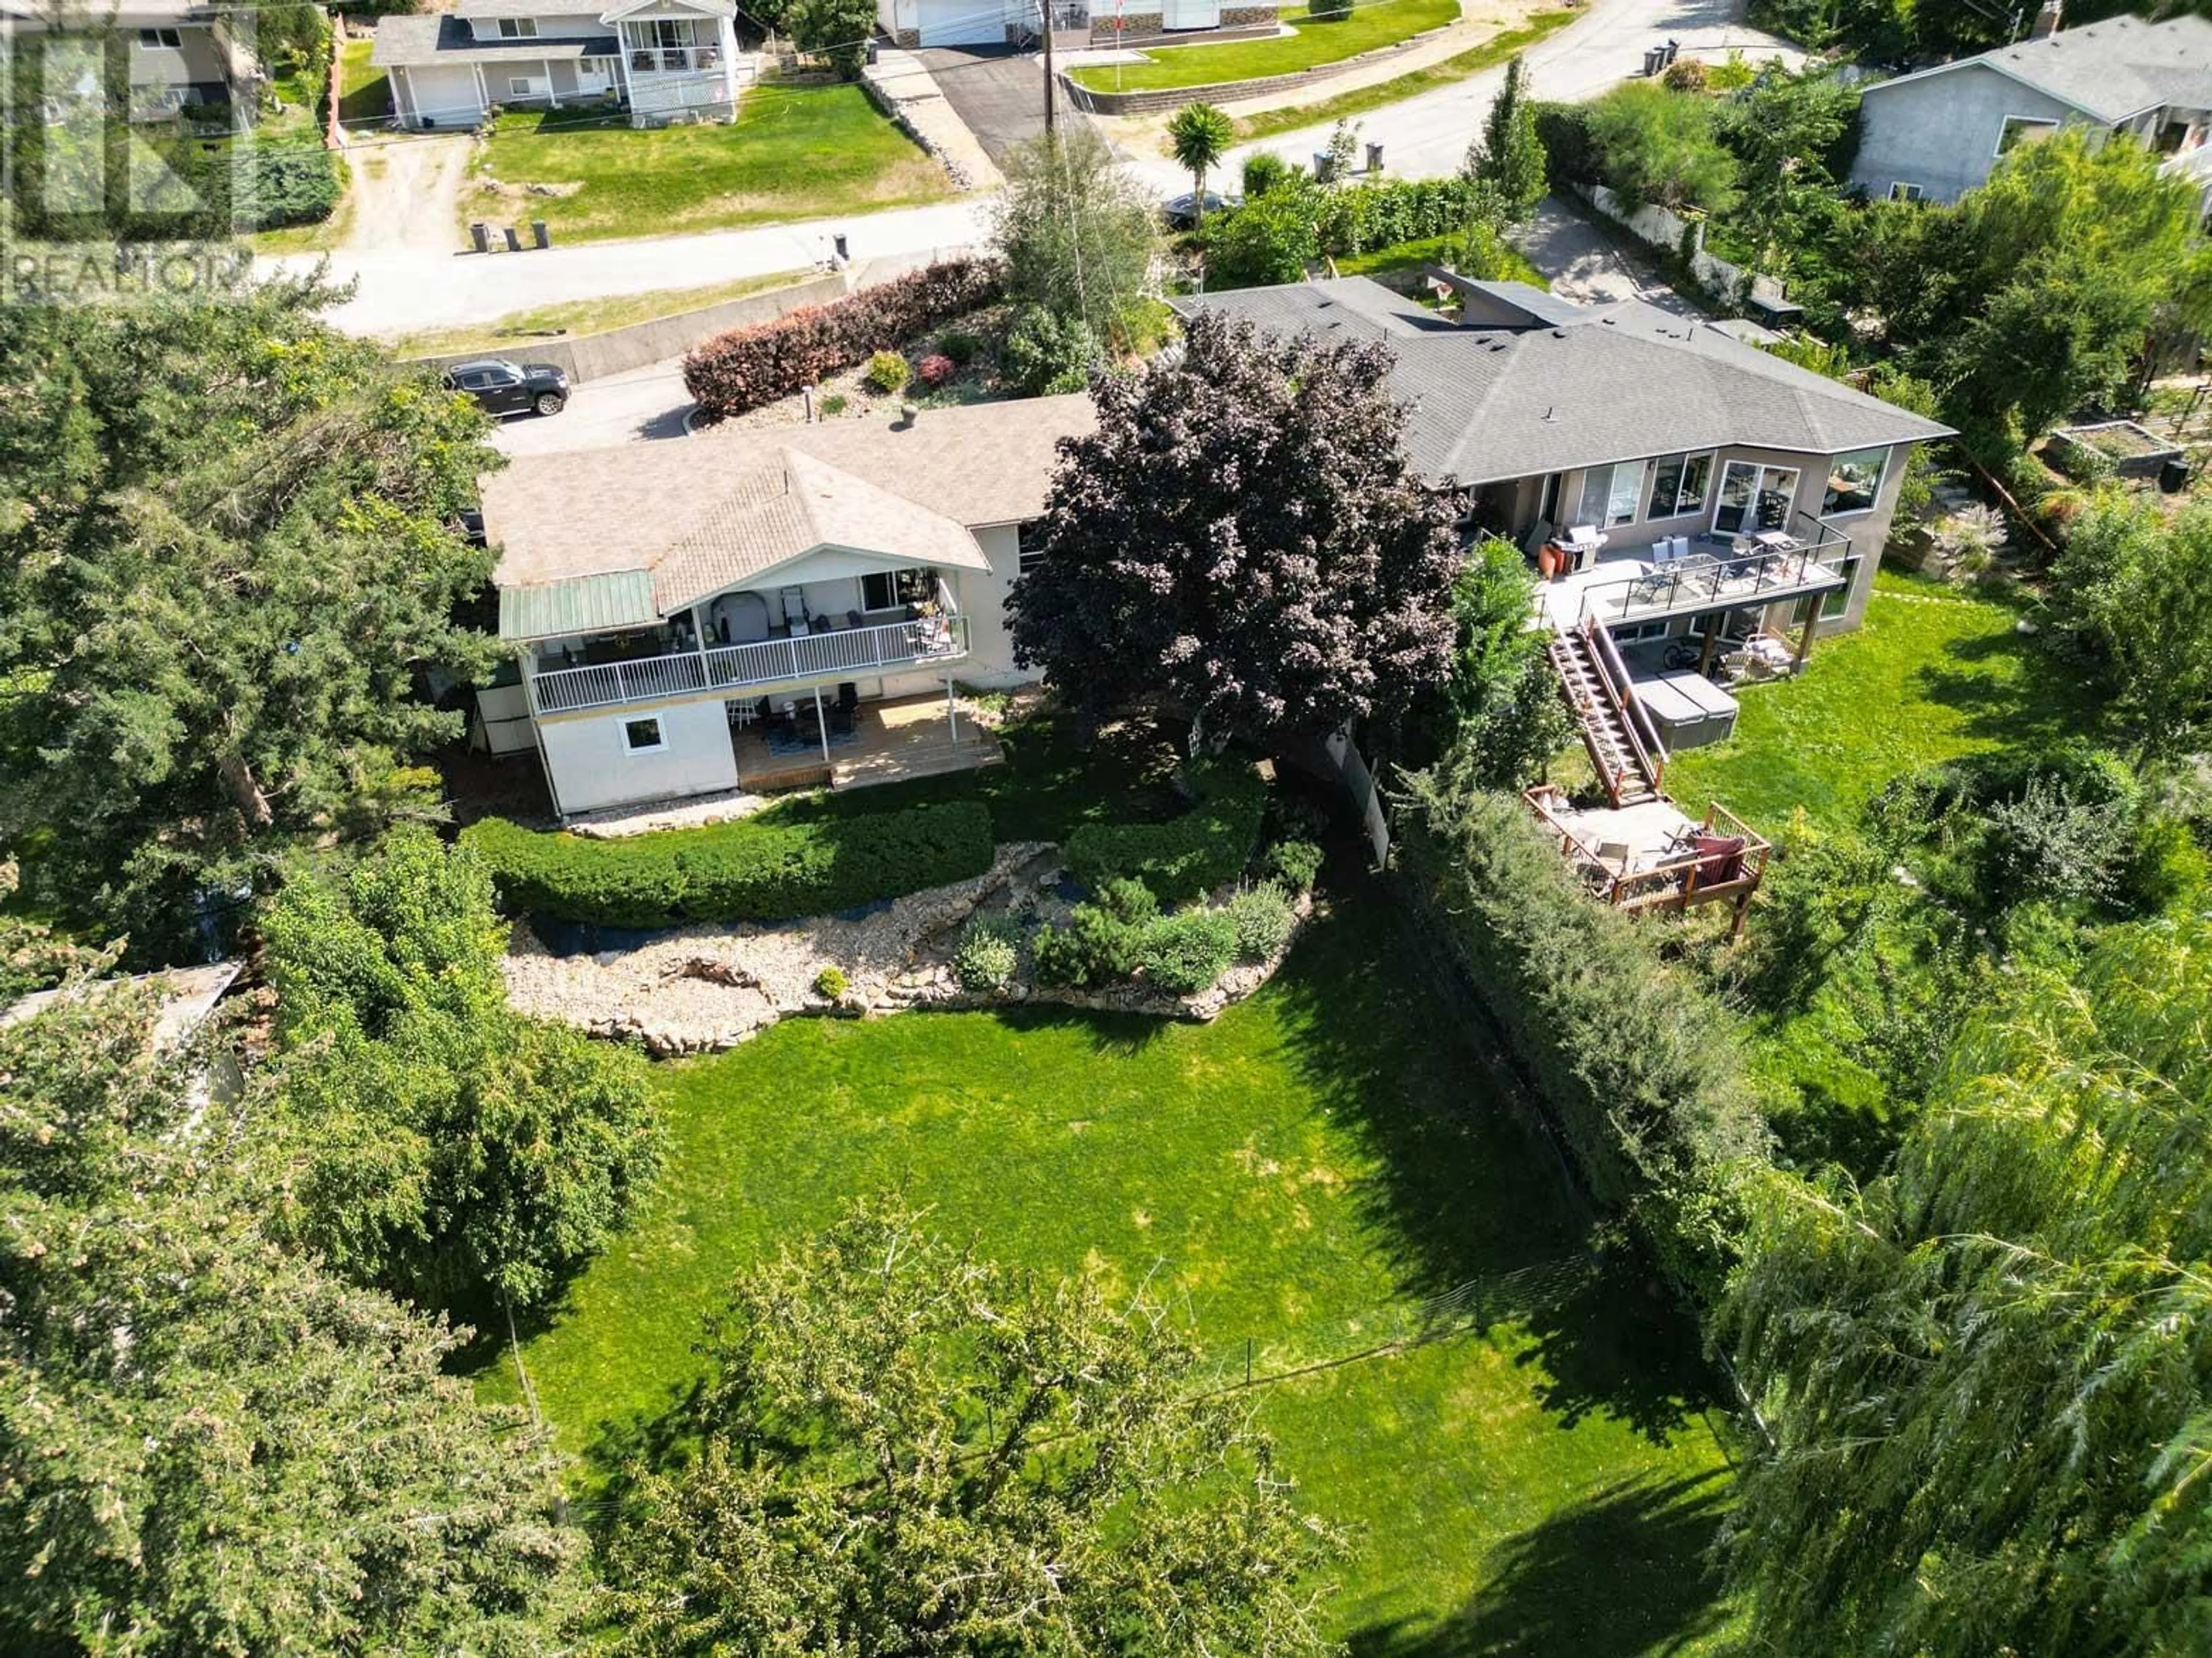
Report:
954,525,1039,690
536,696,739,814
1849,65,2085,203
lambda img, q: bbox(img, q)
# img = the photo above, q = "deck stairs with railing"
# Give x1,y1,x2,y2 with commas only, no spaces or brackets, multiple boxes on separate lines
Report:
1548,619,1665,808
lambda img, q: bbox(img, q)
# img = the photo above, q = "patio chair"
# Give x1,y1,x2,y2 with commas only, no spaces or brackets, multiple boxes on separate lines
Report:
1689,833,1747,887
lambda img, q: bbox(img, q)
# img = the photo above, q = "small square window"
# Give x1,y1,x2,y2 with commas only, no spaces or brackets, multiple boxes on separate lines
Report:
622,717,666,754
507,77,536,96
1888,181,1923,202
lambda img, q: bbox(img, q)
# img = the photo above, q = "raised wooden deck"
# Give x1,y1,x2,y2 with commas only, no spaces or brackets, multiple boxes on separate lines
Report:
1523,785,1771,937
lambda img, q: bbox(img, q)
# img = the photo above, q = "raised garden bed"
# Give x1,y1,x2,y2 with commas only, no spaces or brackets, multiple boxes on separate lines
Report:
2048,419,2187,482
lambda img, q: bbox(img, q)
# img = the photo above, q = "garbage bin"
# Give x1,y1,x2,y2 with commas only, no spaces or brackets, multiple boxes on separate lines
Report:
2161,456,2192,493
503,225,522,252
1642,45,1664,75
1664,37,1680,63
469,221,490,254
1366,141,1384,173
1313,151,1333,183
531,218,550,250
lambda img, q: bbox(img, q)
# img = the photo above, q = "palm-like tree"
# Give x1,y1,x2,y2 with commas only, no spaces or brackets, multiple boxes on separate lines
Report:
1166,102,1235,227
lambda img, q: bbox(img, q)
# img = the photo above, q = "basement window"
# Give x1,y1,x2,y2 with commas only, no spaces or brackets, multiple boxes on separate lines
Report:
621,716,667,755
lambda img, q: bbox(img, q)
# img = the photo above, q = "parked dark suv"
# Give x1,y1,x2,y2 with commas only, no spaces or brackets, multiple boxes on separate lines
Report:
444,358,569,418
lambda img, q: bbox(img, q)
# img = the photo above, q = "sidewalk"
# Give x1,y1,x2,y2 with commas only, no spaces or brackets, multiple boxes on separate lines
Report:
266,198,995,335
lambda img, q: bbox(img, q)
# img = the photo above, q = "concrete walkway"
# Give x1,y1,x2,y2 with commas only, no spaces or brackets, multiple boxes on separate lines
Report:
270,197,994,335
1517,193,1703,313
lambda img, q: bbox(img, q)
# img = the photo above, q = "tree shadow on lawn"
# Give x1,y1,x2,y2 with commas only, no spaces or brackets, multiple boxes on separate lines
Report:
1345,1468,1736,1658
1909,619,2105,754
1260,878,1715,1443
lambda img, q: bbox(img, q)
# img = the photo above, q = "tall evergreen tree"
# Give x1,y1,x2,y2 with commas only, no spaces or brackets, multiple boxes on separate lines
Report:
1465,55,1547,223
1723,915,2212,1655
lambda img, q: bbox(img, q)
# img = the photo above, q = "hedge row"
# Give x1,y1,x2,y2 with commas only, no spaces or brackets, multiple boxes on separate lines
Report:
1065,760,1268,906
1313,176,1488,259
460,802,994,929
1393,771,1771,1312
682,258,1005,421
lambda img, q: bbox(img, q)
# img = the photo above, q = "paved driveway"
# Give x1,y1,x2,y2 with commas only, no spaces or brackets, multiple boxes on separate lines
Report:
913,46,1059,166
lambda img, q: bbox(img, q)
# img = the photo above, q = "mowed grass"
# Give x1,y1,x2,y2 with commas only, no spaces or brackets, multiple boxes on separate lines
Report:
1073,0,1461,93
1336,230,1550,287
1232,7,1578,142
337,37,392,124
480,898,1740,1652
1665,569,2105,832
460,81,953,244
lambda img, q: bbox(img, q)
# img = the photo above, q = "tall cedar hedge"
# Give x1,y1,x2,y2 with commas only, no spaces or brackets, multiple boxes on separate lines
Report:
460,801,994,928
682,258,1005,421
1064,759,1268,906
1394,769,1771,1311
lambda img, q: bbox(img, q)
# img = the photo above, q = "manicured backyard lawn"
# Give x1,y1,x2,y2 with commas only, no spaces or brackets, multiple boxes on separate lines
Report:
479,895,1740,1651
458,82,954,244
1073,0,1461,93
1665,570,2105,832
336,37,392,124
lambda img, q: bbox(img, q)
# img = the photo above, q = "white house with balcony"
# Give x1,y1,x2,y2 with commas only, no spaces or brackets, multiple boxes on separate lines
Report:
373,0,747,130
477,397,1095,817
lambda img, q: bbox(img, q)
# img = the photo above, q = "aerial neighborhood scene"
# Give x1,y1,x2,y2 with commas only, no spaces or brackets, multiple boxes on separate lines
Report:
7,0,2212,1646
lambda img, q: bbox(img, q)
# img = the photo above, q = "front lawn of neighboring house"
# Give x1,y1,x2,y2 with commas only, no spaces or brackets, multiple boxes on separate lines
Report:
1665,570,2104,832
1073,0,1462,93
382,268,812,357
459,82,955,245
477,896,1742,1652
337,36,392,125
1336,229,1550,287
1230,7,1578,142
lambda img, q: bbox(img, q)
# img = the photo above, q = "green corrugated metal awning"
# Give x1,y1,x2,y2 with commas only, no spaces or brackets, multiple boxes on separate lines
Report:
498,571,661,642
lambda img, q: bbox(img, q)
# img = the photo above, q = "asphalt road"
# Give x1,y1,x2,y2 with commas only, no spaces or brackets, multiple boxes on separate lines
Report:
914,45,1060,165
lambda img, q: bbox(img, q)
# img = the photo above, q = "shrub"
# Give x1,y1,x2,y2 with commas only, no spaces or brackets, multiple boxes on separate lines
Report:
1395,770,1771,1313
1241,152,1293,198
1225,882,1296,963
683,258,1005,421
937,327,982,365
1031,879,1156,988
460,802,994,928
1264,837,1323,893
1532,101,1599,193
1201,182,1320,287
1002,304,1096,396
864,351,910,394
1138,910,1237,995
820,392,849,416
813,964,849,1000
953,914,1021,993
1660,56,1708,92
916,352,956,388
1065,759,1267,905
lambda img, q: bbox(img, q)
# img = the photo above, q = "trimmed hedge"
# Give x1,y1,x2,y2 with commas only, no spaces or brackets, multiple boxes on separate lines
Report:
1394,771,1771,1313
1065,760,1267,906
682,258,1005,421
460,802,994,928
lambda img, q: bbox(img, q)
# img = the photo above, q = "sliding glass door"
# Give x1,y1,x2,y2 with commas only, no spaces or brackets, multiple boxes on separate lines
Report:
1713,461,1798,535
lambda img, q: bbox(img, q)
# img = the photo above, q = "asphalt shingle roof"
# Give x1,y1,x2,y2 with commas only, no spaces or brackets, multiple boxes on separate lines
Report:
1174,279,1952,484
1868,15,2212,124
372,13,616,67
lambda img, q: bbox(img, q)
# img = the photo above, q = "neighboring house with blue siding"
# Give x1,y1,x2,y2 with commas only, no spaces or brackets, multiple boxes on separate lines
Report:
1849,11,2212,205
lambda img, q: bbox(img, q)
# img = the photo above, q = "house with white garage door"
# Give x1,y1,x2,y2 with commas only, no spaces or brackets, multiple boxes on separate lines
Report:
373,0,747,130
875,0,1278,50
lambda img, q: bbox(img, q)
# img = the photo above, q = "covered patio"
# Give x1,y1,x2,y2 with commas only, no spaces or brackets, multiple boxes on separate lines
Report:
730,692,1003,793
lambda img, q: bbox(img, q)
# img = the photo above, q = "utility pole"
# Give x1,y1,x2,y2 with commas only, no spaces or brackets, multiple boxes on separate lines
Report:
1039,0,1056,136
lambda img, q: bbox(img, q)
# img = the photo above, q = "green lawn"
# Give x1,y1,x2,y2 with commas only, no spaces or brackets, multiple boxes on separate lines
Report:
336,37,392,125
1231,8,1578,142
1074,0,1461,94
479,896,1739,1652
383,268,811,357
1337,231,1550,288
460,82,954,245
1665,570,2105,832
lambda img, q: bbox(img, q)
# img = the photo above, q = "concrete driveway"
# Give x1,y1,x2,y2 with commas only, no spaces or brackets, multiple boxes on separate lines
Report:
491,355,696,458
912,46,1059,166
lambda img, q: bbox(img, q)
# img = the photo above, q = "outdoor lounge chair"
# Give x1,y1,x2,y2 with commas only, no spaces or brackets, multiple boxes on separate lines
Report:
1689,833,1747,887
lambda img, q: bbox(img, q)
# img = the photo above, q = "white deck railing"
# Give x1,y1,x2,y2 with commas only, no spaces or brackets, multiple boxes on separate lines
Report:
530,615,969,716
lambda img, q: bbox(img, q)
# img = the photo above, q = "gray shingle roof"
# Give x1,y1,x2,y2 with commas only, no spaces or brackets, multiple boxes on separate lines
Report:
1866,15,2212,124
372,13,616,68
1174,279,1952,484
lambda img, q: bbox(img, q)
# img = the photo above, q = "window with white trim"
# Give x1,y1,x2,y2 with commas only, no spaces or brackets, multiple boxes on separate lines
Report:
621,716,667,754
1016,520,1049,576
1790,555,1861,624
1713,461,1798,536
1574,460,1646,529
498,17,540,37
1888,181,1924,202
1645,452,1714,521
861,568,936,612
1823,448,1888,516
137,27,183,47
1997,115,2060,156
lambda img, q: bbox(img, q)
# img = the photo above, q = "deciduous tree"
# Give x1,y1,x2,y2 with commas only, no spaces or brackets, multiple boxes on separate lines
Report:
993,126,1160,349
603,1198,1343,1656
1007,308,1460,747
1582,80,1738,215
2048,493,2212,755
1466,54,1547,223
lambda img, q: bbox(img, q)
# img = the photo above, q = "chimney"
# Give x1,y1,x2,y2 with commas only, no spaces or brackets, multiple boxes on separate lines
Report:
2030,0,2062,38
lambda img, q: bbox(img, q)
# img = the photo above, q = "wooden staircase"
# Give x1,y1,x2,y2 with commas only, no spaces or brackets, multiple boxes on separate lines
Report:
1548,620,1665,808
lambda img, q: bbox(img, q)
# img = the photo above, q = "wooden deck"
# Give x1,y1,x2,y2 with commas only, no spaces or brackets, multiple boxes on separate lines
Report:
1523,785,1771,936
732,693,1003,794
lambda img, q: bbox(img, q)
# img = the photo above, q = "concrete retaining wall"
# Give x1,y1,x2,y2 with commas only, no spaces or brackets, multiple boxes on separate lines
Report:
401,253,973,383
1065,16,1447,116
1581,183,1786,308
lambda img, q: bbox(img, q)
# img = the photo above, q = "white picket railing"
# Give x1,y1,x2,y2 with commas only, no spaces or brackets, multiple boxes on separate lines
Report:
530,615,969,716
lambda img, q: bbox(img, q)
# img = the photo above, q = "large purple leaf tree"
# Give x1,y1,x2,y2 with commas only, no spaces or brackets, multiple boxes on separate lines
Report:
1007,309,1461,748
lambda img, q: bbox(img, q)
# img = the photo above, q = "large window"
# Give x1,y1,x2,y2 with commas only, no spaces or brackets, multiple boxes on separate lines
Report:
1574,460,1645,529
621,716,666,755
1713,461,1798,535
861,568,936,612
1997,115,2060,156
1646,452,1714,521
497,17,539,36
1823,448,1888,516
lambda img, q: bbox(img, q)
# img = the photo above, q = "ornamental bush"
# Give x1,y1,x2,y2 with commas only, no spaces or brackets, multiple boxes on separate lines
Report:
1065,760,1267,905
1225,881,1296,963
682,259,1005,421
1031,878,1156,989
916,352,956,388
953,914,1021,993
1138,909,1238,995
1002,304,1096,396
813,964,849,1000
460,802,994,928
864,351,910,393
1266,838,1324,893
